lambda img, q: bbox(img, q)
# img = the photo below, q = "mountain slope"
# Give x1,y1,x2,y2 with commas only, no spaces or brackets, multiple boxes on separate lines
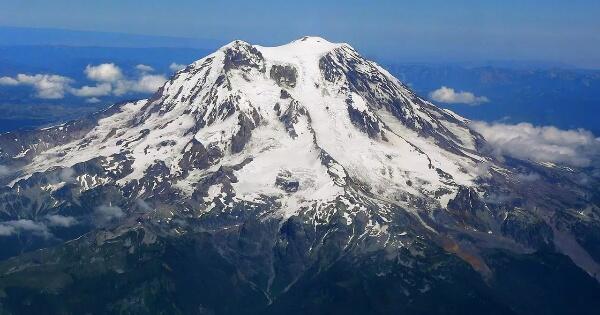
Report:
0,36,599,314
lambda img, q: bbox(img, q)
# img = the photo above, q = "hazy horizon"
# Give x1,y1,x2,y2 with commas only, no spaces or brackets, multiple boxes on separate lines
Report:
1,0,599,69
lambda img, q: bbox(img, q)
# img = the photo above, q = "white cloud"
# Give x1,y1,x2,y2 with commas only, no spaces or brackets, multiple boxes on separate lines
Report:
463,161,491,179
0,165,10,177
484,192,514,205
59,167,76,183
0,74,74,99
45,215,78,227
514,172,541,182
1,63,166,100
70,82,112,97
76,63,166,96
0,225,16,236
112,81,131,96
0,215,78,237
85,63,123,82
132,74,167,93
86,97,101,104
430,86,489,105
169,62,186,72
95,205,124,223
135,199,153,212
113,74,167,95
471,121,600,167
0,219,50,238
0,76,19,85
136,64,155,72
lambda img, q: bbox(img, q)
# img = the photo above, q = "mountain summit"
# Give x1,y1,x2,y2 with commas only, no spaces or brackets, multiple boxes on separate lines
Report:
11,36,485,214
1,37,599,314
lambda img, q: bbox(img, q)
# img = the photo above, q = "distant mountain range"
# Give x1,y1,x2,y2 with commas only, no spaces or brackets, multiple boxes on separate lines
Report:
0,26,223,48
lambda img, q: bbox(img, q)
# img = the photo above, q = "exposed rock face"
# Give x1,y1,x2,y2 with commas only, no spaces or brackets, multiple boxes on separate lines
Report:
270,64,298,88
346,97,382,138
223,40,266,73
279,99,309,139
0,36,599,314
230,105,261,153
275,170,300,192
178,138,220,171
501,208,554,249
447,186,494,231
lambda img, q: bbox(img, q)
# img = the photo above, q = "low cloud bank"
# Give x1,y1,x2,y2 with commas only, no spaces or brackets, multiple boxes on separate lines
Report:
0,219,49,237
70,82,112,97
430,86,489,105
0,61,186,101
169,63,186,71
95,205,124,223
0,214,79,238
45,215,78,227
84,63,123,82
112,73,167,95
136,64,155,72
74,63,167,98
0,74,73,99
0,165,11,177
135,199,153,212
471,121,600,167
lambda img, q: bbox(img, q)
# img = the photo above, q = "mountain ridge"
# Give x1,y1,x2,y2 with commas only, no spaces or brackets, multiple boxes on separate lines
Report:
0,36,599,314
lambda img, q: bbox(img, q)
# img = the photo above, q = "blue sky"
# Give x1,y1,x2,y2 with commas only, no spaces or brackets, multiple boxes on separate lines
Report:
1,0,600,68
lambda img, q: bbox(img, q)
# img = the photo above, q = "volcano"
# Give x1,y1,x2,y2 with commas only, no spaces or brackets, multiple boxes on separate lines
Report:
0,37,599,314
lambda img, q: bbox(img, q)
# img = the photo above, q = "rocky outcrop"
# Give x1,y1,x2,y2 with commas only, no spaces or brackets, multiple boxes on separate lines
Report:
270,64,298,88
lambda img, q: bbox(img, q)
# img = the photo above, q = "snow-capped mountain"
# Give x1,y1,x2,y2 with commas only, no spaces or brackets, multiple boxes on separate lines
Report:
9,37,485,209
0,37,599,314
